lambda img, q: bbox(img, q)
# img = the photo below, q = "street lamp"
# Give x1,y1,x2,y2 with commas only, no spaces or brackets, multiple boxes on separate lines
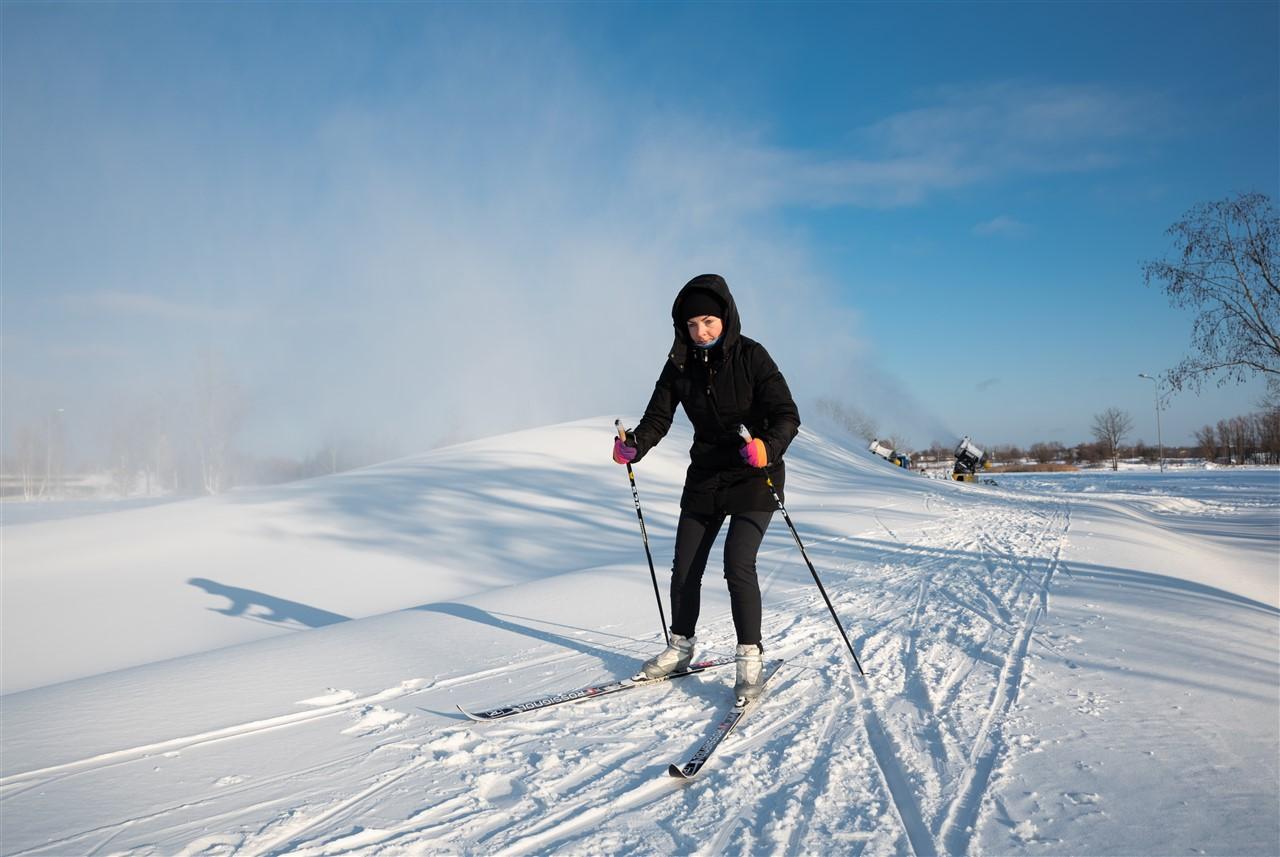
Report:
1137,375,1164,472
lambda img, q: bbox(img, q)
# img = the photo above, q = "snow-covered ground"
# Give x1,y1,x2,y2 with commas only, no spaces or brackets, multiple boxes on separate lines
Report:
0,496,181,528
2,419,1277,856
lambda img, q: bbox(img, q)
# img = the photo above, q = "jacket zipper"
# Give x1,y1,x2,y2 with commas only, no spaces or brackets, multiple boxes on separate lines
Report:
703,353,726,429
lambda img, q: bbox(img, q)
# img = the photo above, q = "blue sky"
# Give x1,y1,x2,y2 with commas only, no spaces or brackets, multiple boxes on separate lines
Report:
3,1,1277,459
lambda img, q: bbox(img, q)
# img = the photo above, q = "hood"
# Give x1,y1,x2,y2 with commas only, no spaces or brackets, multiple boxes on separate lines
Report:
668,274,742,369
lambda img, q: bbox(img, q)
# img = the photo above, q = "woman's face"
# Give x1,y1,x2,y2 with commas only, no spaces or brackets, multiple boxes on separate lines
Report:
686,315,723,346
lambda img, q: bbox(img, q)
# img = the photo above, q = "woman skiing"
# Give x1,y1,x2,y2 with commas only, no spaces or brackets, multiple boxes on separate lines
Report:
613,273,800,702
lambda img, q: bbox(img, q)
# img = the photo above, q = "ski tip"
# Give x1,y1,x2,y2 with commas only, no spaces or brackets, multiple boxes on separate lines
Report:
457,704,506,722
668,763,692,779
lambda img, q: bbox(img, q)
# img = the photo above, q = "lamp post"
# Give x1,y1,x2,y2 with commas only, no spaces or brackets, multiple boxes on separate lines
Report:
1137,375,1164,472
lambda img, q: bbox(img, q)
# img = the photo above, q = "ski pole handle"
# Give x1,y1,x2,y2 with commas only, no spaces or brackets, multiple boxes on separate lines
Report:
616,419,628,440
737,424,766,470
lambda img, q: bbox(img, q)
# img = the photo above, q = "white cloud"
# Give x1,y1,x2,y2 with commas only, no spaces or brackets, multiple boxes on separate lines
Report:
864,81,1165,170
629,82,1165,214
973,215,1031,237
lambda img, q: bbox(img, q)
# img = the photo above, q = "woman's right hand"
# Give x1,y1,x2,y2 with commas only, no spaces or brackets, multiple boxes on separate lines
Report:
613,435,638,465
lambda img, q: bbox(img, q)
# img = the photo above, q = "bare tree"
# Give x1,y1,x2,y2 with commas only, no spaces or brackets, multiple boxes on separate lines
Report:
1074,441,1107,465
1258,406,1280,464
1193,425,1218,463
993,444,1025,463
12,425,42,499
36,409,68,498
1230,414,1256,463
190,352,247,495
926,442,952,463
103,397,167,496
135,396,177,495
1260,377,1280,411
1143,192,1280,391
1092,408,1133,470
1030,441,1064,464
108,422,138,496
1214,419,1233,464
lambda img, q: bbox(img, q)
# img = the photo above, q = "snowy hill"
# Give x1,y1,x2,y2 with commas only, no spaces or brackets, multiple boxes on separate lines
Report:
2,418,1277,856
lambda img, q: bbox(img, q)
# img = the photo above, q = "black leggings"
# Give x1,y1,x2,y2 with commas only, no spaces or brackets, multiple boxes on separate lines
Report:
668,509,774,645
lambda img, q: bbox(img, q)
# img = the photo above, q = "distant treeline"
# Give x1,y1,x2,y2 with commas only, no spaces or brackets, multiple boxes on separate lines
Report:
914,404,1280,467
2,432,402,501
2,354,402,500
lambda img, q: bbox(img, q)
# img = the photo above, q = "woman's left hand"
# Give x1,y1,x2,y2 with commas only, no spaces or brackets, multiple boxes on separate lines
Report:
740,438,768,468
613,436,638,465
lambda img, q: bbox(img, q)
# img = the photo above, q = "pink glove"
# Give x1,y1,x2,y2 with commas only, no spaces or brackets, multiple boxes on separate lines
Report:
613,436,638,465
740,438,768,468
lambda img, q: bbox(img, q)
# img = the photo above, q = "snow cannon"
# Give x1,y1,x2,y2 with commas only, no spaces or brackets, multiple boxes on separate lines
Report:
953,436,990,481
868,439,895,460
868,439,912,470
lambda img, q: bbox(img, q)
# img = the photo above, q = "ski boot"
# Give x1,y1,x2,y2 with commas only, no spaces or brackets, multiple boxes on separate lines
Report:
639,634,695,679
734,642,765,704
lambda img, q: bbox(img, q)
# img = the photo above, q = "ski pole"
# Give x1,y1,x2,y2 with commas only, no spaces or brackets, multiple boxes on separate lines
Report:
616,420,670,646
737,424,865,677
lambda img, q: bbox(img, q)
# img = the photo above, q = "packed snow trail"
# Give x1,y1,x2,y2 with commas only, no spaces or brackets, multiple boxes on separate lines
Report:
2,492,1075,854
2,422,1276,855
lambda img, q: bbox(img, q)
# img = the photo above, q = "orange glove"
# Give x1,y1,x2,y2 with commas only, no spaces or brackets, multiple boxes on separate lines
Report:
740,438,767,468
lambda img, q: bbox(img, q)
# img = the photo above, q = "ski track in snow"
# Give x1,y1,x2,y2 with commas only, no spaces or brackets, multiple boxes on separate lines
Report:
6,415,1277,857
2,483,1090,857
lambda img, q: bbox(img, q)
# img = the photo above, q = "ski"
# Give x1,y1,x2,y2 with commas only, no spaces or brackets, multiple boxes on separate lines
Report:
668,659,785,780
458,657,734,722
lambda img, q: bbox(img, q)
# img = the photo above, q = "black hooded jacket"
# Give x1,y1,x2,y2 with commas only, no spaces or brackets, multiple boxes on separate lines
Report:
630,274,801,514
